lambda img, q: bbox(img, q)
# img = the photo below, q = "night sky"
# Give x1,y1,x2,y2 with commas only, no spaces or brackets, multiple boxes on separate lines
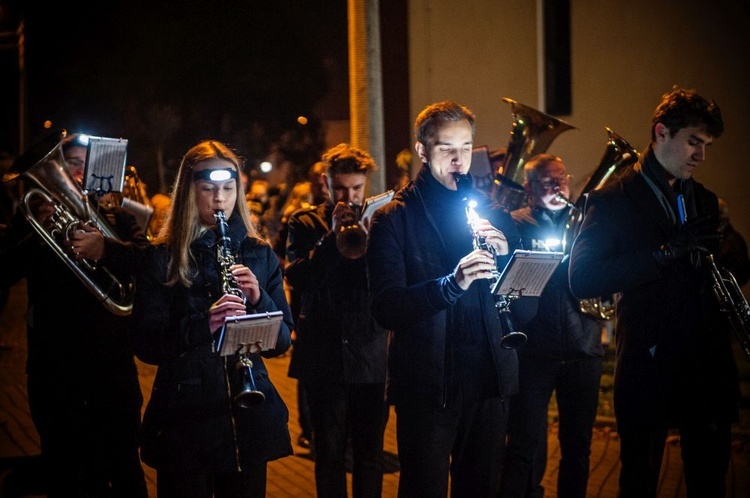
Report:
1,0,350,191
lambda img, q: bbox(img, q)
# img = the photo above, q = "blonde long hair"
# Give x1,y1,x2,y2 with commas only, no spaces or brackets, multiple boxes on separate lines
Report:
156,140,259,287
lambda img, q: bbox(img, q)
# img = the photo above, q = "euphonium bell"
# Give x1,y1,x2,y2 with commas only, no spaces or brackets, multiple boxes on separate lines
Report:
336,202,367,260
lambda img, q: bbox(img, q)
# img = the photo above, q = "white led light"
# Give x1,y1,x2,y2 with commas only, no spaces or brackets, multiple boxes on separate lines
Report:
209,170,232,181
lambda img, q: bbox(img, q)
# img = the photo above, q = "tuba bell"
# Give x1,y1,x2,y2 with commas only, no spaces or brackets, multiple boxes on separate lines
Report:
18,140,136,316
493,98,577,212
560,127,640,321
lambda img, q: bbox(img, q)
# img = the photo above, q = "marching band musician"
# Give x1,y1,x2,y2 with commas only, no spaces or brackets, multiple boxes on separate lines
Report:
365,101,521,497
569,86,740,498
284,143,390,498
499,154,604,498
131,140,293,498
0,132,149,497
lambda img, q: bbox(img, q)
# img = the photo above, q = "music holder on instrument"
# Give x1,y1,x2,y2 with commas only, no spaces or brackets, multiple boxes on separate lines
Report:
492,249,564,298
83,136,129,196
217,310,283,357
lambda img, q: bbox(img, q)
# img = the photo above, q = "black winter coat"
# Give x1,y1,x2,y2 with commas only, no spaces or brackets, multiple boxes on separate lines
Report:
514,206,603,360
569,149,739,430
284,202,388,385
132,212,293,473
366,166,520,408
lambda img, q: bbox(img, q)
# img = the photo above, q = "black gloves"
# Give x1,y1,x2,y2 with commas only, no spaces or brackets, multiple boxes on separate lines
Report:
653,215,721,267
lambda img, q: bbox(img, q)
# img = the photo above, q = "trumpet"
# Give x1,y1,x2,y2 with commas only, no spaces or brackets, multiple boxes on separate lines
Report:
335,202,367,260
704,252,750,362
457,173,527,349
214,209,265,407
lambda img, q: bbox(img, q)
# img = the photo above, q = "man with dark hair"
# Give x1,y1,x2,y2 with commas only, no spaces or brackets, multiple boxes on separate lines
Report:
569,86,739,498
366,101,521,496
285,143,389,497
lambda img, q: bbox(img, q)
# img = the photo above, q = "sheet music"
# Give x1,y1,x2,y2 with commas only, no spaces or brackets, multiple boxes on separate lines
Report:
492,250,563,297
361,190,394,227
84,136,128,194
217,311,283,356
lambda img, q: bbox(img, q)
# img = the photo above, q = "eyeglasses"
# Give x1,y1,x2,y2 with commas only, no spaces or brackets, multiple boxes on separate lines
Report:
537,175,571,190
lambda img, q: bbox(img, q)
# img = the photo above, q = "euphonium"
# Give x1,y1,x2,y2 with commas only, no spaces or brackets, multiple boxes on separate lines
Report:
493,98,577,212
704,252,750,362
335,202,367,260
18,141,135,316
213,209,265,407
457,174,527,349
561,127,639,321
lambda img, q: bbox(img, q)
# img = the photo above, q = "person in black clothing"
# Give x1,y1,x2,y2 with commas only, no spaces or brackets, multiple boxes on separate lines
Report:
569,86,740,498
499,154,604,498
0,133,149,497
366,101,521,497
285,143,390,497
132,140,293,498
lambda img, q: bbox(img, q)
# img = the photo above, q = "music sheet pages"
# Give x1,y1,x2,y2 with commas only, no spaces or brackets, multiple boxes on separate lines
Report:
217,311,283,356
492,250,563,297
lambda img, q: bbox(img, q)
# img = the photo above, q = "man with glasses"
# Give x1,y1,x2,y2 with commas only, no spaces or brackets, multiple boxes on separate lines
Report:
499,153,604,498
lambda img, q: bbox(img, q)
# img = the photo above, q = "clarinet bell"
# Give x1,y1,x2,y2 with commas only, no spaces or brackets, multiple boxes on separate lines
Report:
234,355,266,409
498,300,527,350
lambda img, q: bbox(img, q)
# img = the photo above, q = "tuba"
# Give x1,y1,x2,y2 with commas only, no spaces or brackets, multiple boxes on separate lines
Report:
18,141,136,316
493,98,577,212
559,127,639,321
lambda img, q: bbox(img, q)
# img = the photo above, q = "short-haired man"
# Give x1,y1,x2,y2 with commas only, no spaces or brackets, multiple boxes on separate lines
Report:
285,143,389,497
366,101,521,496
569,87,740,498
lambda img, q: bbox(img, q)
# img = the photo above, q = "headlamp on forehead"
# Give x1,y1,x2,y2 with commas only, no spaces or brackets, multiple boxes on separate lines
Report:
192,168,237,182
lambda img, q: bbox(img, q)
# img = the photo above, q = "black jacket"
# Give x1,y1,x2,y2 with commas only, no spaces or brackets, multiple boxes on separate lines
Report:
284,202,388,385
132,212,293,472
366,166,521,408
569,147,739,429
514,206,603,360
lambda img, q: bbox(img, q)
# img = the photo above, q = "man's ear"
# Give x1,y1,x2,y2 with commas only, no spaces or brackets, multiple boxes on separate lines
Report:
655,123,670,142
415,142,428,163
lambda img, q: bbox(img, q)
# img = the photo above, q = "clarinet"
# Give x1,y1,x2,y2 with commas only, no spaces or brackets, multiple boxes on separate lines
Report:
454,174,527,349
214,210,264,407
214,209,246,305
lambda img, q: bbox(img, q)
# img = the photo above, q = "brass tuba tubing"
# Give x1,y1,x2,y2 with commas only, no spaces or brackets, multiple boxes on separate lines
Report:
493,98,577,212
19,143,135,316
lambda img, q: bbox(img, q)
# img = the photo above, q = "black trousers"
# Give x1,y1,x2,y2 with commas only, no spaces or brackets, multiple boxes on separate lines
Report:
499,355,603,498
27,353,147,498
306,381,389,498
617,419,732,498
156,465,267,498
395,391,508,498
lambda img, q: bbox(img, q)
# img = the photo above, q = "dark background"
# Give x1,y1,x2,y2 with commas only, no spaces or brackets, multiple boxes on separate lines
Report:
0,1,409,195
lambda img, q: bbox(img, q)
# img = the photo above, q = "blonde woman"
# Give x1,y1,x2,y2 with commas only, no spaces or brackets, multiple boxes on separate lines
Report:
133,140,293,498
